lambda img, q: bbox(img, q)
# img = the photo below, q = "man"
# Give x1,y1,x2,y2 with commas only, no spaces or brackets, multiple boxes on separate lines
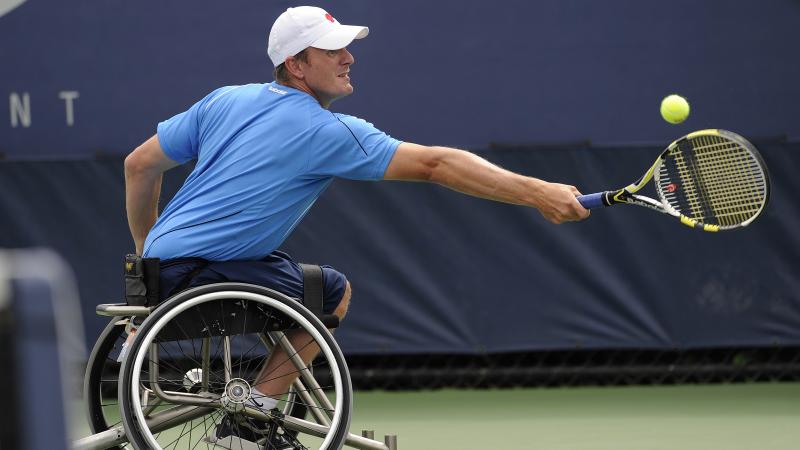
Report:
125,5,589,448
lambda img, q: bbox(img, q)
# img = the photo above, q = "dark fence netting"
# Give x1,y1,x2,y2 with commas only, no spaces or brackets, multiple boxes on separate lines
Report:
345,347,800,390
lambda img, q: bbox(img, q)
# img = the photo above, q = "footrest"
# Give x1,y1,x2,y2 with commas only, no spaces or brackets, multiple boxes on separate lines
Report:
96,303,152,317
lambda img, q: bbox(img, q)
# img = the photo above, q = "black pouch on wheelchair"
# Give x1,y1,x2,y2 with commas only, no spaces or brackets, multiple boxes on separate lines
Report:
124,254,160,306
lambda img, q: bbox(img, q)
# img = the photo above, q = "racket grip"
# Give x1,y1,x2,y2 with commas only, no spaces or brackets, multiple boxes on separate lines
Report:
576,192,606,209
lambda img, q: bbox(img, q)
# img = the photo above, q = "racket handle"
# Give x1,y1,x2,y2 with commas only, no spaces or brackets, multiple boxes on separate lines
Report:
576,192,606,209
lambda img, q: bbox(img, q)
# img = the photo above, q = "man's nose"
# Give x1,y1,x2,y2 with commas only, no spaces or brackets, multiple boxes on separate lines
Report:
342,48,355,65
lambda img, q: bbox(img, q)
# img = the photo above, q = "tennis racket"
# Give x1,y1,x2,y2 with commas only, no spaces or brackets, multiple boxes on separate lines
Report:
577,129,770,231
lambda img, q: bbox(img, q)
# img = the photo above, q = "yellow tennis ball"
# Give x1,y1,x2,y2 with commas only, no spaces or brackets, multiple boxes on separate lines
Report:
660,94,690,124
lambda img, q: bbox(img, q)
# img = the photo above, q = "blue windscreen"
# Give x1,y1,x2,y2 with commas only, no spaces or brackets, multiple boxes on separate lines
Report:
1,0,799,159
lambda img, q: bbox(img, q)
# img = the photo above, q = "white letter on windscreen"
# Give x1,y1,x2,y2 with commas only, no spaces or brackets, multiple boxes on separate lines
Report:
59,91,80,126
10,92,31,128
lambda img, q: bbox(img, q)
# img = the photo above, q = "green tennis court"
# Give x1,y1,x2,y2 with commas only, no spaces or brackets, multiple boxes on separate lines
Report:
348,383,800,450
71,382,800,449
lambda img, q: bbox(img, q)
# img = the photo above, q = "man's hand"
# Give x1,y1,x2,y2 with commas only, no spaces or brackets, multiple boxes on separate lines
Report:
533,182,590,224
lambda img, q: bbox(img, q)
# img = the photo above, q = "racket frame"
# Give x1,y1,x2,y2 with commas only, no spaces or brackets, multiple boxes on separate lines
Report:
587,129,770,232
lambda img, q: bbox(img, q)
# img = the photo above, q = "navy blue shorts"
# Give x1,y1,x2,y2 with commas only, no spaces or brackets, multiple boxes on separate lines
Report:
157,250,347,315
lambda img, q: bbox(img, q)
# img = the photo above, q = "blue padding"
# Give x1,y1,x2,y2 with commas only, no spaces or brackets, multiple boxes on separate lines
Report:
1,143,799,354
577,193,605,209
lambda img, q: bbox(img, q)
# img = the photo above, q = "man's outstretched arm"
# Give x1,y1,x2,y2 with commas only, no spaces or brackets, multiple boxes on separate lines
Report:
383,142,589,224
124,134,180,254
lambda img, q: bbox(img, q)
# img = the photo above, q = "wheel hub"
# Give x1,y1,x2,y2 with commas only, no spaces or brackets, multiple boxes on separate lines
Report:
221,378,252,412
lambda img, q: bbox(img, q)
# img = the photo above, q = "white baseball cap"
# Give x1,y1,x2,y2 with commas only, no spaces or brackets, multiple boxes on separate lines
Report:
268,6,369,67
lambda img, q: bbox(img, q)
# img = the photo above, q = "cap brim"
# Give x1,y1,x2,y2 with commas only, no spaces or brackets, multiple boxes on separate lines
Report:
310,25,369,50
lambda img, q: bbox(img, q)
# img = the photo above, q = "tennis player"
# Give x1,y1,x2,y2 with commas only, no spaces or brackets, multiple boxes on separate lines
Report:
125,5,589,448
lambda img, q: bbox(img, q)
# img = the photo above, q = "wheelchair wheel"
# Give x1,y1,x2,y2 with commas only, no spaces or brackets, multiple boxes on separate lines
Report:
118,283,352,450
83,316,126,449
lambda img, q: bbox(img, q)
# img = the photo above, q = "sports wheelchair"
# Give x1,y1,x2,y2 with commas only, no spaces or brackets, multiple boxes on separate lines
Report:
73,281,398,450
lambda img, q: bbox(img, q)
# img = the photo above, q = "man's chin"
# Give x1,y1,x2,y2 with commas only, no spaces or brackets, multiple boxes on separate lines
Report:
336,86,354,100
326,88,354,107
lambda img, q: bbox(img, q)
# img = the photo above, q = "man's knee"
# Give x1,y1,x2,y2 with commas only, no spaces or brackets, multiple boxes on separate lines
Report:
333,281,351,320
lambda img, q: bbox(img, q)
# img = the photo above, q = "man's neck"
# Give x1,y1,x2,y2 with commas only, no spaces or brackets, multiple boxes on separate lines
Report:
276,80,329,109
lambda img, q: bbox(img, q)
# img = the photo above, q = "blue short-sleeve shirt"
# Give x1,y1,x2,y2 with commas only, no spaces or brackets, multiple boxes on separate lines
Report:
143,82,402,260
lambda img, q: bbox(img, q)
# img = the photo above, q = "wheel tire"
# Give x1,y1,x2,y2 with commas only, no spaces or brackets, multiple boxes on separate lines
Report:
118,283,352,450
83,316,126,449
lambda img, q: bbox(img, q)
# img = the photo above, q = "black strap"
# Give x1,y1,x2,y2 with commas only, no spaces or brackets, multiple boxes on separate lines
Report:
171,260,209,297
299,264,324,317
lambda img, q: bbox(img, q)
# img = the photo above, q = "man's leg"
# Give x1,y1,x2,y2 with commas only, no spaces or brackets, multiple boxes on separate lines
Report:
253,281,351,400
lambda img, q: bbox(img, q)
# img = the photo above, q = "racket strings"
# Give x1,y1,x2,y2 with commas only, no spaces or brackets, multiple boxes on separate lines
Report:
660,135,767,227
663,141,714,222
691,136,767,224
686,141,764,208
671,141,765,225
669,156,757,225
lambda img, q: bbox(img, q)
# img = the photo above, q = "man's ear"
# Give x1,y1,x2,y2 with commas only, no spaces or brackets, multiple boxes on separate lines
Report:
285,56,305,80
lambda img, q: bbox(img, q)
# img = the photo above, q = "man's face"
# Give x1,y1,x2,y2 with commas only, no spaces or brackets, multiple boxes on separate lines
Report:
300,47,355,107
